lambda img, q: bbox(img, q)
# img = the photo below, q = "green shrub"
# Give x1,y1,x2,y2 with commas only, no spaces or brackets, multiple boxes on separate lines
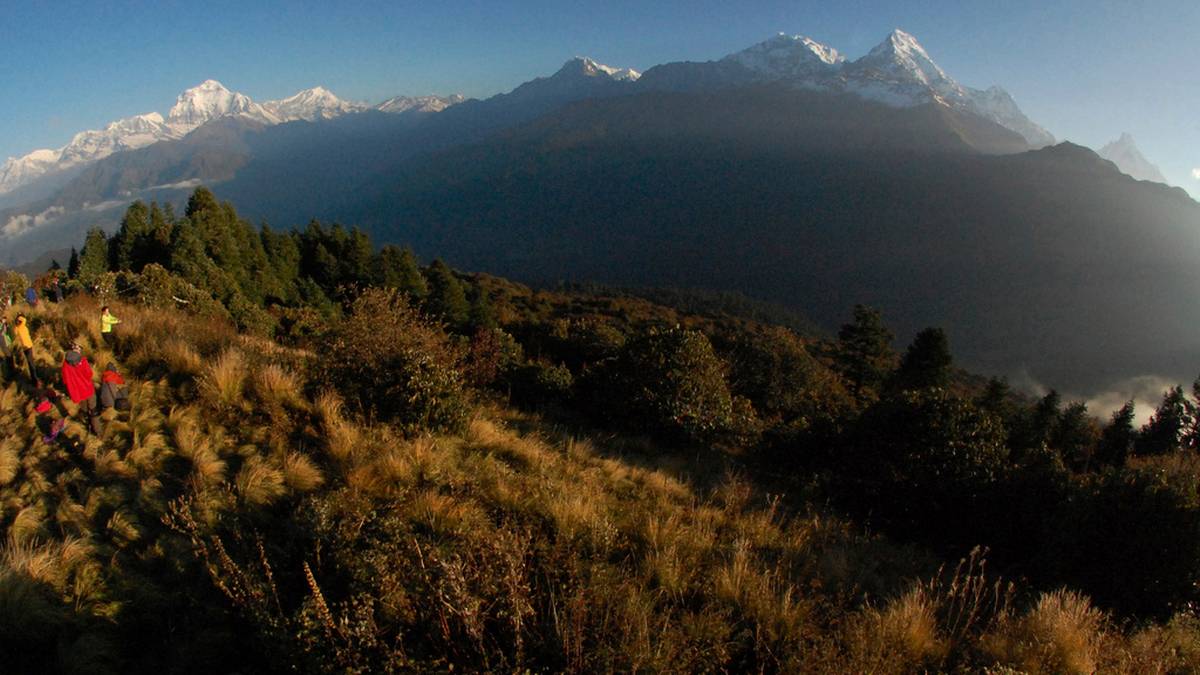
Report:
849,389,1009,545
315,288,469,435
1041,453,1200,618
505,361,574,406
586,327,748,446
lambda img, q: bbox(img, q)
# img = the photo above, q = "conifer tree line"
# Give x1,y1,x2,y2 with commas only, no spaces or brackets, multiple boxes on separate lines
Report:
67,187,489,337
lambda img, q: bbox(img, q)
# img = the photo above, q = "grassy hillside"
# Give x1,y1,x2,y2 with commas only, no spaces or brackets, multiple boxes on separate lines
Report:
2,292,1198,673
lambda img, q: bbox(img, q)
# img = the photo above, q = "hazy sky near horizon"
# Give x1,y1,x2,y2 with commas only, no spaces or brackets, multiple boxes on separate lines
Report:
2,0,1198,195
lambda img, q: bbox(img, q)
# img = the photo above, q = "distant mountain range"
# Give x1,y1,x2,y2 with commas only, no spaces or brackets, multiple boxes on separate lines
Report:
0,80,464,200
1,29,1195,397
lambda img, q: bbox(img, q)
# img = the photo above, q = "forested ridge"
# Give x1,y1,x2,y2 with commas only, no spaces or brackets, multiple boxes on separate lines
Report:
1,188,1199,672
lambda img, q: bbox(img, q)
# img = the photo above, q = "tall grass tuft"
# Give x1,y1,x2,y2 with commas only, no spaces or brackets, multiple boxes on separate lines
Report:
200,348,247,409
981,589,1108,674
0,437,21,486
236,456,287,507
281,451,324,493
162,338,204,377
10,505,48,545
252,363,304,411
847,586,948,672
315,391,362,466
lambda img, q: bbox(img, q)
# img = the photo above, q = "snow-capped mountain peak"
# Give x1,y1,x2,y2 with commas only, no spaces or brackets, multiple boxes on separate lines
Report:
1098,133,1168,183
557,57,641,81
851,28,959,97
375,94,466,114
168,79,279,129
725,33,845,78
264,86,368,122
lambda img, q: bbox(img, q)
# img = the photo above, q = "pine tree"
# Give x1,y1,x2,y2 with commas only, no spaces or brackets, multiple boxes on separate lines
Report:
893,326,952,391
112,200,150,271
148,201,174,266
468,285,497,330
1137,386,1195,456
424,259,469,328
1096,401,1136,467
1055,401,1098,471
261,224,301,302
377,245,427,299
67,247,80,279
835,304,896,403
341,227,375,286
77,228,111,286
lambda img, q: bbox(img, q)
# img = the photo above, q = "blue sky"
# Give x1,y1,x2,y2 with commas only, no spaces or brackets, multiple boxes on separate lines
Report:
2,0,1198,195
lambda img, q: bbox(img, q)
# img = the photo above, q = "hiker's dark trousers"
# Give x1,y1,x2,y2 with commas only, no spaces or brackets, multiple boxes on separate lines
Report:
22,348,35,382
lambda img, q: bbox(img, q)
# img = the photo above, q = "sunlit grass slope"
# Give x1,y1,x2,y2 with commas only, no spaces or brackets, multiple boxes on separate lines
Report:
0,297,1196,673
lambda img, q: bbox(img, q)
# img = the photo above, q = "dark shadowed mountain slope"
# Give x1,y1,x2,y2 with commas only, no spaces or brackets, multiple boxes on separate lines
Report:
320,88,1200,393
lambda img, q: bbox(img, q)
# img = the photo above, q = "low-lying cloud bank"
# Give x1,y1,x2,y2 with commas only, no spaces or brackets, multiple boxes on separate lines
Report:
1013,369,1183,427
2,206,65,238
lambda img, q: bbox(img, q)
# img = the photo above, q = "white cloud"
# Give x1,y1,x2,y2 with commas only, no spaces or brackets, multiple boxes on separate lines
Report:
1192,168,1200,181
2,205,65,238
1011,368,1178,427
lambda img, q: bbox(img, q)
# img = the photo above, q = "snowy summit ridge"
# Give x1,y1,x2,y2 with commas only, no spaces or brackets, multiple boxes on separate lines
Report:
264,86,369,122
719,29,1055,147
724,33,845,78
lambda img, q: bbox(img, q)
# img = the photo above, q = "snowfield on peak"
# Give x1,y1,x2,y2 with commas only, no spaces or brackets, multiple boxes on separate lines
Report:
713,29,1054,148
168,79,280,128
375,94,467,114
264,86,369,122
724,33,845,78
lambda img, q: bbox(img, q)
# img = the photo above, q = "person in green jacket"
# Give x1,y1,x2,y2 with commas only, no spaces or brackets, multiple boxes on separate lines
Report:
0,316,13,381
101,306,121,349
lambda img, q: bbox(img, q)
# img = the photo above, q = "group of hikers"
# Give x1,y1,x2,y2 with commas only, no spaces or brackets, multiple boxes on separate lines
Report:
1,303,129,443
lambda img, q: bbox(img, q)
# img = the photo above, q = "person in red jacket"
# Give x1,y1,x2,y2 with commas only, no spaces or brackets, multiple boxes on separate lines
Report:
61,343,101,435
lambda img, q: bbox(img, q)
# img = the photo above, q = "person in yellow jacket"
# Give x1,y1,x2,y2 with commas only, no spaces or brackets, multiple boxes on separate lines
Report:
13,314,37,383
100,305,120,349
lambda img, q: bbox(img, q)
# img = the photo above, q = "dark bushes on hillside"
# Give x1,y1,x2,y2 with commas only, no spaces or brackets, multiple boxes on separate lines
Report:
315,288,469,435
1040,454,1200,618
584,327,756,446
848,389,1009,546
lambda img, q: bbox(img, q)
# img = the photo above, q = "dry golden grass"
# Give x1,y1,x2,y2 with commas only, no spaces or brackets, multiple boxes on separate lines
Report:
281,451,324,493
407,488,487,536
93,449,136,481
200,348,247,409
169,413,228,486
162,338,203,377
9,505,47,545
0,382,20,414
348,436,448,496
547,488,617,552
846,586,948,673
315,391,362,466
252,363,304,411
235,457,286,507
0,437,21,486
981,589,1107,675
106,508,143,545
